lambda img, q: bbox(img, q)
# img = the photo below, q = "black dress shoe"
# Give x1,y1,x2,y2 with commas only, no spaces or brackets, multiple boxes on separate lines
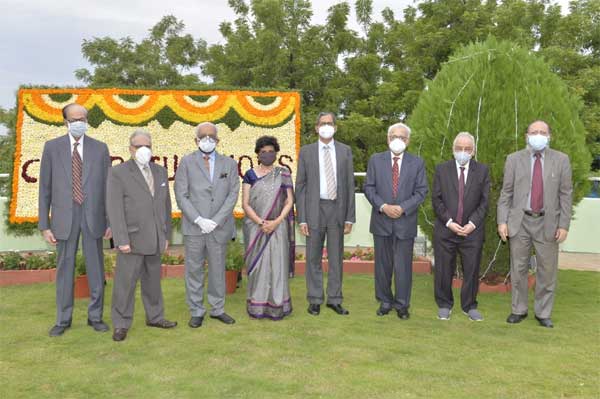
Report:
307,304,320,316
327,304,349,315
112,328,128,342
397,308,410,320
188,316,204,328
87,319,109,332
49,323,71,337
506,313,528,324
535,315,554,328
146,319,178,329
377,306,391,316
210,313,235,324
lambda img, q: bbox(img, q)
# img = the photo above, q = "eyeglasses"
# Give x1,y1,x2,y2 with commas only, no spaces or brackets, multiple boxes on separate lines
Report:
197,136,217,143
67,118,87,123
131,144,152,149
390,135,409,142
528,130,549,136
318,122,335,127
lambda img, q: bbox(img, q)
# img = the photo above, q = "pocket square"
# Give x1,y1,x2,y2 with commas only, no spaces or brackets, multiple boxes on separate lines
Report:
219,173,228,179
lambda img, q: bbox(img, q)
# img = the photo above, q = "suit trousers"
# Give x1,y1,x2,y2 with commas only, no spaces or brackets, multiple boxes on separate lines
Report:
184,234,227,317
509,213,558,319
433,232,483,312
305,199,344,305
373,234,414,310
111,251,164,329
55,201,105,326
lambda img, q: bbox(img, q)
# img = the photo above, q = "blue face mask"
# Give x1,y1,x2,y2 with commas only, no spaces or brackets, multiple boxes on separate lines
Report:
68,121,88,139
453,151,472,166
528,134,549,152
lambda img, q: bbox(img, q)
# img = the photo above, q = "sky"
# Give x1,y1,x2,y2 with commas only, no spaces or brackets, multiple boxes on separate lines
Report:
0,0,571,133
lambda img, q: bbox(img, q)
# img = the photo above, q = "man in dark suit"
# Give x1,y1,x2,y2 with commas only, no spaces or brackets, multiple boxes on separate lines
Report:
107,130,177,341
364,123,428,319
296,112,356,316
38,103,111,337
432,132,490,321
498,120,572,328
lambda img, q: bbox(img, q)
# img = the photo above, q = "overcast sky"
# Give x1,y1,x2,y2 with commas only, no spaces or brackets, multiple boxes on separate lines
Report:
1,0,570,113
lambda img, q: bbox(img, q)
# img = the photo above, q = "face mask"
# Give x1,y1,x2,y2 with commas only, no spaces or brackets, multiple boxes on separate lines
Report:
453,151,472,166
259,151,277,166
528,134,549,152
198,137,216,153
68,121,87,139
135,146,152,165
318,125,335,140
389,138,406,154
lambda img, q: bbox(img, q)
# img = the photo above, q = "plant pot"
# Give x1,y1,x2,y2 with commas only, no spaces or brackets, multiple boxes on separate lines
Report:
161,264,185,279
74,275,90,298
0,268,57,286
225,270,238,294
452,275,536,294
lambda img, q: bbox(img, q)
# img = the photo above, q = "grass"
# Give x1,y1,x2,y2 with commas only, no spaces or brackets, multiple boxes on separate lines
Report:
1,270,599,399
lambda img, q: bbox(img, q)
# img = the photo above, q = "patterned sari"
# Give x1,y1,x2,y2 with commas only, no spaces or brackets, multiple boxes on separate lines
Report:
242,167,294,320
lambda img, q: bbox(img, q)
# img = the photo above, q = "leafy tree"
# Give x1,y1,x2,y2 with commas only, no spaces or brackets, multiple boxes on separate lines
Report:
408,37,592,275
75,15,206,86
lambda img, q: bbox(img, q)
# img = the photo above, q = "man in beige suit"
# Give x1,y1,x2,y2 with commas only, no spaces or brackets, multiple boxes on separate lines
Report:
498,120,572,328
107,130,177,341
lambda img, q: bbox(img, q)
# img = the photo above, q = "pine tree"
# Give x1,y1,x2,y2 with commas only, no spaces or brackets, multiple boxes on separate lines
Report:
408,37,591,275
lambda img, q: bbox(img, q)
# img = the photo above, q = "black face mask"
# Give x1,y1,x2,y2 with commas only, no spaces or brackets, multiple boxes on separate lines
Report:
259,151,277,166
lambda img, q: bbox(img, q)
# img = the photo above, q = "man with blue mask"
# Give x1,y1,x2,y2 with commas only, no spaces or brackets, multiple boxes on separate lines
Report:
498,120,573,328
175,122,240,328
38,103,112,336
364,123,428,320
431,132,490,322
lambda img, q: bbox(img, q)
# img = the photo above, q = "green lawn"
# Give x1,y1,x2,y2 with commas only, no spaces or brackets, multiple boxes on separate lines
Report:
1,271,599,399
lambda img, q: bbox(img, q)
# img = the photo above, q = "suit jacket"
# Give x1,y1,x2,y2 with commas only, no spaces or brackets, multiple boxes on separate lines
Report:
364,151,428,239
295,140,356,228
432,159,490,241
38,134,110,240
497,148,572,241
174,150,240,244
106,160,172,255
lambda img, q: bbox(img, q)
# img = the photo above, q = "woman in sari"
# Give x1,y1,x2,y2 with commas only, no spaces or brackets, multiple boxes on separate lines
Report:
242,136,295,320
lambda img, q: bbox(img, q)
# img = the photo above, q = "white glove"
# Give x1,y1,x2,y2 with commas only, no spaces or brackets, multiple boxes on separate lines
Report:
194,216,218,234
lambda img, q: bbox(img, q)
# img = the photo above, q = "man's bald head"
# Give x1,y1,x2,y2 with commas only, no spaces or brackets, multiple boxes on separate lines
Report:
62,103,88,122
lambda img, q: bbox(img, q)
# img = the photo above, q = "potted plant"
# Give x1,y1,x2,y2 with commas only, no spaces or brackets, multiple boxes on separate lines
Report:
0,251,57,286
74,252,89,298
160,252,185,278
225,241,244,294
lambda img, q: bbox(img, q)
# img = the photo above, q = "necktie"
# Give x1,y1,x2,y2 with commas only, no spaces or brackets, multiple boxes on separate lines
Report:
531,153,543,213
456,166,465,225
392,156,400,198
323,146,337,200
203,155,211,180
143,165,154,196
72,142,84,205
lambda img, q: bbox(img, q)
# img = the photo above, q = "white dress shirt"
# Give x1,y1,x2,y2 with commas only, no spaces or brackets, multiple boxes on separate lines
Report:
69,134,84,160
318,139,337,200
446,160,476,228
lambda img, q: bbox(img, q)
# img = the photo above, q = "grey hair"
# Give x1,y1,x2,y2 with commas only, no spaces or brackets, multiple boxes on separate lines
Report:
195,122,218,138
62,103,88,120
387,122,411,137
315,112,337,126
129,129,152,145
453,131,475,147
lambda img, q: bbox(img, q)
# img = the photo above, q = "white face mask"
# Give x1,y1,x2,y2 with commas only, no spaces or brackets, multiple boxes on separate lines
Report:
318,125,335,140
389,138,406,154
135,146,152,165
453,151,472,166
198,137,216,153
68,121,87,139
527,134,549,152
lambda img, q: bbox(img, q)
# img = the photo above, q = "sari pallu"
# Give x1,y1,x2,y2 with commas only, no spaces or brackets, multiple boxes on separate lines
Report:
243,167,294,320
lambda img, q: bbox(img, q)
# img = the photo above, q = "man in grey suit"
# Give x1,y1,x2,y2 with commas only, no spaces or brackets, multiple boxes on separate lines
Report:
498,120,572,328
364,123,428,319
107,130,177,342
175,122,240,327
296,112,356,316
38,103,111,337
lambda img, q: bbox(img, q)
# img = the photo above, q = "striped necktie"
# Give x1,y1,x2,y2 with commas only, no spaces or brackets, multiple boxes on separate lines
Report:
323,145,337,200
72,142,84,204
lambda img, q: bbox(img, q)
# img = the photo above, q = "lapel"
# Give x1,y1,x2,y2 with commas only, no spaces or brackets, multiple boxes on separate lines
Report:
543,148,553,183
194,150,212,183
127,159,153,197
310,142,320,184
59,135,72,184
82,137,92,186
334,141,343,191
150,163,161,200
212,152,224,185
383,151,393,195
463,159,475,199
519,149,531,192
396,152,411,195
